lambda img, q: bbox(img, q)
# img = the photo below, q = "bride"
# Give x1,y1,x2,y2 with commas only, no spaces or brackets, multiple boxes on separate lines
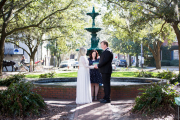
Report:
76,47,95,104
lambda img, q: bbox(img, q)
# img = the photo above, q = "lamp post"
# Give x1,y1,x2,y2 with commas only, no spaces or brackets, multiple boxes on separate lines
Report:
140,41,144,69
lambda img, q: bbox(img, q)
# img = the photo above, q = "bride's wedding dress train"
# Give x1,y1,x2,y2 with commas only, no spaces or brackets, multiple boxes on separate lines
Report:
76,56,94,104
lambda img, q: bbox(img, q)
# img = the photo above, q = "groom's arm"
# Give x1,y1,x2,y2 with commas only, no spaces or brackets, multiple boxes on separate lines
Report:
98,52,112,68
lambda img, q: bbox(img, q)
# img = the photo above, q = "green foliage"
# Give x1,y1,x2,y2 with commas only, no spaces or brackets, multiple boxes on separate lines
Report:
133,83,179,114
144,57,155,67
161,46,171,61
169,74,180,85
156,70,175,80
0,74,25,86
161,60,170,66
135,71,154,78
170,60,179,66
39,72,55,78
0,81,46,117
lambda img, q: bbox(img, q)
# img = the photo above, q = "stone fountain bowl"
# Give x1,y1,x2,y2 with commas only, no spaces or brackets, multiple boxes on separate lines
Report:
85,28,101,33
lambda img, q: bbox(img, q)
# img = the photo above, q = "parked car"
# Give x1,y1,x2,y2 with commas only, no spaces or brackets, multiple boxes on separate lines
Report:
112,59,118,64
59,60,72,68
115,60,127,67
72,61,79,68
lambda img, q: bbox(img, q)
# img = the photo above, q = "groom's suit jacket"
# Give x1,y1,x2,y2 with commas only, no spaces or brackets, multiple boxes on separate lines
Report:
98,47,113,74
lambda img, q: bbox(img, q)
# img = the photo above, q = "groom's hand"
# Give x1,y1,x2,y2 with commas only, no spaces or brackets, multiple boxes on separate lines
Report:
94,64,98,69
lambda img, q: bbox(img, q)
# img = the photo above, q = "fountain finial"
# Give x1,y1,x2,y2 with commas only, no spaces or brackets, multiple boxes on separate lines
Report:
87,6,100,28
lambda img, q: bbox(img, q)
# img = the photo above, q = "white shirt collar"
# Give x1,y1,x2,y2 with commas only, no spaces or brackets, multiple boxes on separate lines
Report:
104,47,109,51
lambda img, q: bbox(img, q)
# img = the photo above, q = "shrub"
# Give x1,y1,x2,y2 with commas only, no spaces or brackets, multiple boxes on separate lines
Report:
132,83,179,114
155,70,175,80
170,60,179,66
39,72,55,78
0,81,46,117
0,74,25,86
170,74,180,84
135,70,154,78
161,60,170,66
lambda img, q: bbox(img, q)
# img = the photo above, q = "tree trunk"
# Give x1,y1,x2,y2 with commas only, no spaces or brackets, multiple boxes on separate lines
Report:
0,36,5,76
136,53,139,67
145,43,161,69
30,53,35,71
172,22,180,73
154,54,161,69
0,22,7,76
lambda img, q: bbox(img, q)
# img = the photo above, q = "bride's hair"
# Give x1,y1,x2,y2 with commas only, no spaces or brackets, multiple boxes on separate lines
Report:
78,47,87,61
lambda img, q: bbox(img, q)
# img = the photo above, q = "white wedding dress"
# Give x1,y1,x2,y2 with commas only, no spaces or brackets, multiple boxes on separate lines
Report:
76,56,94,104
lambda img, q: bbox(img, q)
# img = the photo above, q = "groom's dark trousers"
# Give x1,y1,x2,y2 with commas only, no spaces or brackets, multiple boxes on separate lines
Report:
102,73,111,101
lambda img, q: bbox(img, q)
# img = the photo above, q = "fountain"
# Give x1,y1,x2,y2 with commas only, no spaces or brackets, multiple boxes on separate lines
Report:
76,7,103,55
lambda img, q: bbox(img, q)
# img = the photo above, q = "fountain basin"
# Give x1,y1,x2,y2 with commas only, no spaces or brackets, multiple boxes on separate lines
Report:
85,28,101,33
32,77,166,100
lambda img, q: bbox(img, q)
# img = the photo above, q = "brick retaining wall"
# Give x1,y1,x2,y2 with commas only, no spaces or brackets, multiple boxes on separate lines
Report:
32,85,144,100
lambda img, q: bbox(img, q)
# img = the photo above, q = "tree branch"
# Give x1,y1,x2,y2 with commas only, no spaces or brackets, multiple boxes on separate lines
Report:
12,1,33,15
107,0,128,9
36,0,73,26
157,21,167,34
145,43,157,60
0,0,7,10
6,0,74,36
5,0,14,22
7,41,30,56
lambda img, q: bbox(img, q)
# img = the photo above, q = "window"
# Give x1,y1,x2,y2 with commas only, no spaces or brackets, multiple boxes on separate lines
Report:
173,50,179,60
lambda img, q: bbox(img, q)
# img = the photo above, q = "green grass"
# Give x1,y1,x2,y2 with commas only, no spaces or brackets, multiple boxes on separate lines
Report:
25,71,159,78
25,74,40,78
25,72,78,78
112,72,158,77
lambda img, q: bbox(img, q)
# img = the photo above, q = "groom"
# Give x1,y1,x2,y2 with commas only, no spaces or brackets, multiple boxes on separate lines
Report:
95,40,113,103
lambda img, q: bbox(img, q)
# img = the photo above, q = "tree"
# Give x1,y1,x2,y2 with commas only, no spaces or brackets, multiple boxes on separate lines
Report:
142,22,176,69
0,0,73,75
109,36,141,67
106,0,180,71
7,28,59,71
102,10,143,67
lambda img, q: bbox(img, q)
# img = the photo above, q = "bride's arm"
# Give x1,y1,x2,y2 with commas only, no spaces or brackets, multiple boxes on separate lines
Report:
81,57,94,69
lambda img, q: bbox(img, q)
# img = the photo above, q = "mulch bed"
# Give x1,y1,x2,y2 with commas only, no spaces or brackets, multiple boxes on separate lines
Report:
112,103,176,120
0,104,76,120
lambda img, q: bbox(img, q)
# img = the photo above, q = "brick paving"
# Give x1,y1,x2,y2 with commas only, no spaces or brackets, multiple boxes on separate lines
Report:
74,102,113,120
73,100,134,120
44,99,135,120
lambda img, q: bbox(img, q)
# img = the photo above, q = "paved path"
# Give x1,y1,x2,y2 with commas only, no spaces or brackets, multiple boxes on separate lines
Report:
74,102,114,120
45,99,135,120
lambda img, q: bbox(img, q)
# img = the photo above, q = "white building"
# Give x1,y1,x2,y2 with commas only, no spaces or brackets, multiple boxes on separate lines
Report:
3,41,50,71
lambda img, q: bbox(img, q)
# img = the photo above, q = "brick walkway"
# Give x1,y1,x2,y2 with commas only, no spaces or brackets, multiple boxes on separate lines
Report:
74,102,113,120
44,99,135,120
73,100,135,120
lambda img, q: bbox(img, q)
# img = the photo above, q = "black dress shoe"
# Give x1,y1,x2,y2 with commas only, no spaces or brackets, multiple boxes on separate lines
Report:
99,99,105,102
100,99,111,103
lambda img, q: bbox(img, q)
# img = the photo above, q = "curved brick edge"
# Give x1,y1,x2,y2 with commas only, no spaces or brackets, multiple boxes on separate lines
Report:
32,84,150,100
31,77,166,100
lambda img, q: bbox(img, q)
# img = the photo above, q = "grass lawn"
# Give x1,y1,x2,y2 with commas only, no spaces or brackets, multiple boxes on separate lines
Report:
25,71,158,78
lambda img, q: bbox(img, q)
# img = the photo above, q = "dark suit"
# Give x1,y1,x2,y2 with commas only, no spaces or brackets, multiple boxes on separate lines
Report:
98,47,113,101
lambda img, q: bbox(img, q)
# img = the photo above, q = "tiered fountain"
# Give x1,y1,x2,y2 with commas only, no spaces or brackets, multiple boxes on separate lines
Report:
77,7,103,55
85,7,103,55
